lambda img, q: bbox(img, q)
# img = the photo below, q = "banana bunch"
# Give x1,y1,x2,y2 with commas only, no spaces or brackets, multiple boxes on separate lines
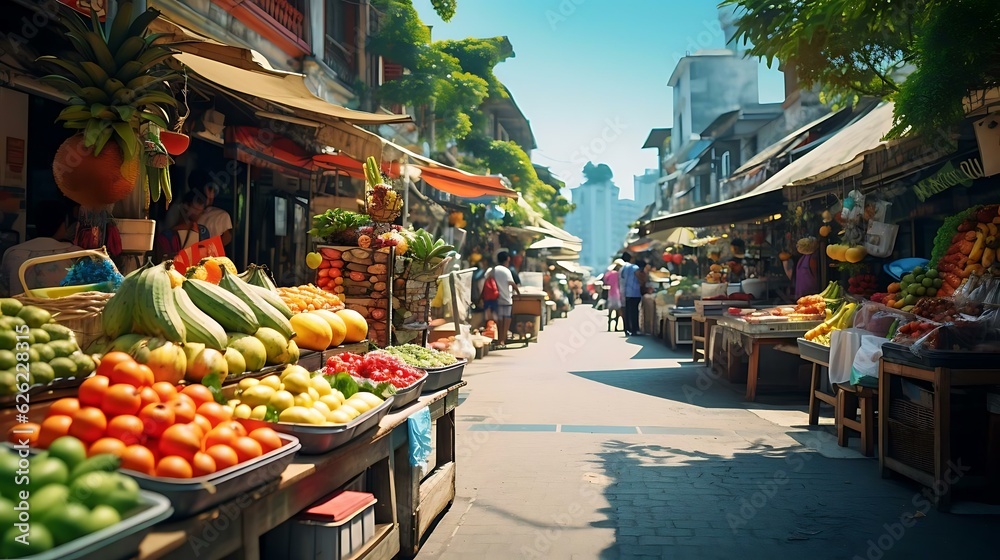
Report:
37,1,177,202
409,229,454,267
804,302,857,345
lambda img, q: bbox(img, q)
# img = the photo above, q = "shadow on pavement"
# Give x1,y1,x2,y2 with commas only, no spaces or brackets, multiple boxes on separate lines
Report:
591,440,997,560
569,366,800,410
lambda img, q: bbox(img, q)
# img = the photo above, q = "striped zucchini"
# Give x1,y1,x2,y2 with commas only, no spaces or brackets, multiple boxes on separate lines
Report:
248,283,294,319
134,266,186,343
217,269,295,339
173,287,228,350
182,278,259,334
102,261,148,338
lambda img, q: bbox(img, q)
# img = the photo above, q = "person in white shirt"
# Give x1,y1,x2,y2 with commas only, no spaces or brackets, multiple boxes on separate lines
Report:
164,170,233,247
0,203,82,297
494,251,520,348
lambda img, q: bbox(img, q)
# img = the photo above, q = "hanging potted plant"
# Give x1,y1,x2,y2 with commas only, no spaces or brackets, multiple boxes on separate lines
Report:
39,1,177,253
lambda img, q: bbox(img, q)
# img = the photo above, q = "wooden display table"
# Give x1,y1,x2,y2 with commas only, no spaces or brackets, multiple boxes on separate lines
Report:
691,314,717,363
138,382,466,560
715,316,816,402
878,358,1000,511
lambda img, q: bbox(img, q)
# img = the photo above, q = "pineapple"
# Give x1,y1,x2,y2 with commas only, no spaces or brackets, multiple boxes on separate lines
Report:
39,1,177,208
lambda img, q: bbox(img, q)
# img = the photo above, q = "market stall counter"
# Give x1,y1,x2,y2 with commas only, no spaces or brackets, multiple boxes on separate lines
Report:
877,356,1000,511
136,382,466,560
716,314,821,401
664,307,695,350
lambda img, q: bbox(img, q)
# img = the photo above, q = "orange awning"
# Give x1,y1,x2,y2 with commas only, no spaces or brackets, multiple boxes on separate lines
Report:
417,166,517,199
312,153,516,199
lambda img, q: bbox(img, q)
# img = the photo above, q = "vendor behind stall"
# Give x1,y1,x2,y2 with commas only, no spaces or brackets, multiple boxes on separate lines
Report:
728,238,747,282
0,202,82,296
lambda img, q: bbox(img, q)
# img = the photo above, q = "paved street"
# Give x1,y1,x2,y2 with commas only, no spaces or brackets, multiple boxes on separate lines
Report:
416,306,996,560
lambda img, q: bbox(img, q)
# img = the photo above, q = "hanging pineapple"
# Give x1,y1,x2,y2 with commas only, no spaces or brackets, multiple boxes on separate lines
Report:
40,2,178,209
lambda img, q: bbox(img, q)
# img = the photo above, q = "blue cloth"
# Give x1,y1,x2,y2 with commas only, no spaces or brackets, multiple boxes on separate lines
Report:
621,263,641,298
407,407,432,468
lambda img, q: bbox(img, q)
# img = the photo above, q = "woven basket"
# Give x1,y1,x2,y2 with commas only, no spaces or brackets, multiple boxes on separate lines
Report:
15,248,118,350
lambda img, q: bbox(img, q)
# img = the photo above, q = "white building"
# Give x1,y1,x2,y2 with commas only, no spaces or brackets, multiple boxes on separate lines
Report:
565,163,632,272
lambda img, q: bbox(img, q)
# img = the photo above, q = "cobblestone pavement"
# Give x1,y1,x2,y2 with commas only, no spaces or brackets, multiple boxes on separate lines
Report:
414,307,996,560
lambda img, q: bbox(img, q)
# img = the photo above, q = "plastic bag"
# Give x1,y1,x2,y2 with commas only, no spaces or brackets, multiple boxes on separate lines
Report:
908,307,1000,355
407,407,432,468
829,328,866,385
852,300,910,336
850,335,885,383
446,324,476,361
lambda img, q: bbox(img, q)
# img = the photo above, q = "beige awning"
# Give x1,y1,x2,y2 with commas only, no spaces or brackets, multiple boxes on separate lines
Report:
529,237,583,252
174,53,410,126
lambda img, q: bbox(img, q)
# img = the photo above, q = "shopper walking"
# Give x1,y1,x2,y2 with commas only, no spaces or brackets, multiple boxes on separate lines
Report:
493,251,520,348
620,253,642,336
604,259,625,331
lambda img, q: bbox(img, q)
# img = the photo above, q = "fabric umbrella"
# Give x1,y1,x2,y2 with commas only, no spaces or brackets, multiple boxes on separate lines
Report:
660,227,696,246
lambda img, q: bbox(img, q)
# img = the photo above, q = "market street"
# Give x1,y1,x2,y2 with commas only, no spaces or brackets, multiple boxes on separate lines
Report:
416,306,997,560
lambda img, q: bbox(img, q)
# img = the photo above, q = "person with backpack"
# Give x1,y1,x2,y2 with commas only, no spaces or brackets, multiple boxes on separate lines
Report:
479,259,500,325
485,251,519,348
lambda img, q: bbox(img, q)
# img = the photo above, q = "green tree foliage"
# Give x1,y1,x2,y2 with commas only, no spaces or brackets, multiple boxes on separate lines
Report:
430,0,457,22
476,140,573,224
370,0,488,141
721,0,1000,137
439,37,513,98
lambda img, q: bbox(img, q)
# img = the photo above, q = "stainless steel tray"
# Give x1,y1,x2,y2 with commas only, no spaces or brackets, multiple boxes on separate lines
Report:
389,371,427,410
238,395,394,455
796,338,831,364
422,360,466,393
123,433,300,519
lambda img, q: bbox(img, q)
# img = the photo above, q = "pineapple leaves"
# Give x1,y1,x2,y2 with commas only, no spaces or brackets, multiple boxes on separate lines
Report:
39,74,84,97
106,0,135,54
112,122,139,159
93,126,114,156
36,56,92,87
113,106,137,122
139,111,168,129
83,118,108,148
148,165,161,202
126,8,163,44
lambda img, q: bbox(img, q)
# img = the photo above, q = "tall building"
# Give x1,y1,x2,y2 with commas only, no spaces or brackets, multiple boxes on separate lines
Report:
633,169,660,209
565,163,632,271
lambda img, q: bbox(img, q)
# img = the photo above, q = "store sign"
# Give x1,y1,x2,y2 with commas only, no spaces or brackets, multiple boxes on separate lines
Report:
912,157,986,201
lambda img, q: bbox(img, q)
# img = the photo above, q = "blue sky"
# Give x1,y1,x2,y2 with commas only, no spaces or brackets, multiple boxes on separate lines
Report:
411,0,785,199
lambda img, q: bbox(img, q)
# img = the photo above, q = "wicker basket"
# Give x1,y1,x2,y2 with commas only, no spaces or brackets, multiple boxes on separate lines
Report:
15,248,118,350
365,184,403,223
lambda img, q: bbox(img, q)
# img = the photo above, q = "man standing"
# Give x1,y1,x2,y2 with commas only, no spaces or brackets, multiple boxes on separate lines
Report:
620,252,642,336
165,170,234,247
494,251,520,348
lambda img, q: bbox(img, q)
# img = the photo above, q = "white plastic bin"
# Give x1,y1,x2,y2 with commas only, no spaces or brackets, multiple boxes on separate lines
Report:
263,491,377,559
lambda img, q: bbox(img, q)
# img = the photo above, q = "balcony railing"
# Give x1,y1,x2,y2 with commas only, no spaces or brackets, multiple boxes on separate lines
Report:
324,35,357,86
246,0,306,40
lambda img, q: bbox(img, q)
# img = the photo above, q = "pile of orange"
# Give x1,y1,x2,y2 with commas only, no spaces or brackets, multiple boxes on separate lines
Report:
8,352,284,479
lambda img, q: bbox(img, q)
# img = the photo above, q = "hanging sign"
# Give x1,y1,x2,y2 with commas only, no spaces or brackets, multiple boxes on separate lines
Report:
911,157,985,202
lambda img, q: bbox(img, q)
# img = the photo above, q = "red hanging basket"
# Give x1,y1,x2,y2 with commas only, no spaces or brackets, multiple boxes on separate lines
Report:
160,131,190,156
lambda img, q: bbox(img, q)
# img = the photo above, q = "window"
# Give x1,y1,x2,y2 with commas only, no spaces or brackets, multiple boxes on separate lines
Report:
325,0,346,44
721,151,731,177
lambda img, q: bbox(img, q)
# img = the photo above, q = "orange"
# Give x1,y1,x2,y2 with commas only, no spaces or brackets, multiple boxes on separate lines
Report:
190,415,212,438
48,397,80,418
138,386,160,409
110,360,151,388
203,425,239,449
151,381,179,403
231,436,262,463
8,422,40,447
139,403,175,438
216,420,247,438
156,455,193,478
196,402,232,427
96,351,134,378
106,414,145,445
248,427,283,454
37,416,73,448
159,424,202,461
88,437,127,457
203,260,223,284
192,451,217,477
101,383,142,417
181,384,215,408
78,375,110,408
137,364,155,386
169,395,196,423
204,444,239,470
68,407,107,443
120,445,156,475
